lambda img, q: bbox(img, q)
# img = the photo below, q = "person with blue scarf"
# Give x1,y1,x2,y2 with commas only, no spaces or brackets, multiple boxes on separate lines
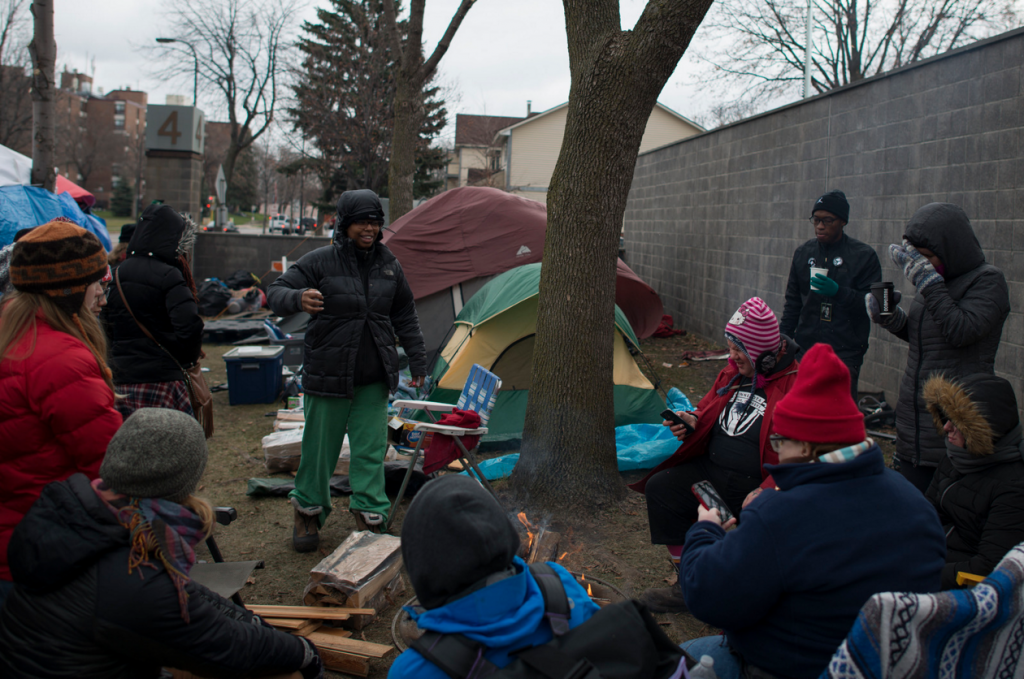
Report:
388,475,599,679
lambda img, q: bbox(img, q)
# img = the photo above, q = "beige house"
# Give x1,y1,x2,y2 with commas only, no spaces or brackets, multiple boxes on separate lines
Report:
495,102,704,204
447,113,529,191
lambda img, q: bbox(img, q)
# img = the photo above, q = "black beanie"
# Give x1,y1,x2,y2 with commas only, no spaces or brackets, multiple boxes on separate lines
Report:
336,189,385,230
401,475,520,610
119,223,136,244
812,190,850,223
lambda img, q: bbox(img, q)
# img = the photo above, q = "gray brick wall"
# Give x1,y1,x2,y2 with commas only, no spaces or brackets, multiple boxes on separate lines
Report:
624,27,1024,406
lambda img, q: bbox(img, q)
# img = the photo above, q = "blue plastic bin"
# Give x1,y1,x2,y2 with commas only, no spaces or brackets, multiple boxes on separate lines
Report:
223,346,285,405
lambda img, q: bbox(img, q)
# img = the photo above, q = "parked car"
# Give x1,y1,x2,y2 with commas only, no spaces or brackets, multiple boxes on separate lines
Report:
298,218,317,235
269,214,289,233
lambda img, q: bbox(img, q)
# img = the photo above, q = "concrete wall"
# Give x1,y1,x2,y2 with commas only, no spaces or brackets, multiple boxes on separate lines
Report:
623,27,1024,404
192,232,332,288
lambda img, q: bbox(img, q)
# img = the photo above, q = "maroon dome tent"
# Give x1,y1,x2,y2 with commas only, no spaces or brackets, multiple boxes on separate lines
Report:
383,186,663,357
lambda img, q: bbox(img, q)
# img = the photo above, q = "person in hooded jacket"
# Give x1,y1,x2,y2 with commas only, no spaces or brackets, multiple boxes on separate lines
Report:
387,475,600,679
267,189,426,551
102,204,204,420
679,344,945,679
923,373,1024,590
866,203,1010,493
630,297,800,614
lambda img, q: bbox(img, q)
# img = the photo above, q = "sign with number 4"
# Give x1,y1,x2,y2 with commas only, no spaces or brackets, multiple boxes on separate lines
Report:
146,105,205,154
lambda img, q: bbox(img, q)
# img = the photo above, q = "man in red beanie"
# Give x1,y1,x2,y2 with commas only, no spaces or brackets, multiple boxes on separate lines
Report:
676,344,945,679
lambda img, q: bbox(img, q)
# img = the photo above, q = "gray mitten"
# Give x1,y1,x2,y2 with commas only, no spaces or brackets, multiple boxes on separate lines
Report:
865,291,907,333
889,241,943,293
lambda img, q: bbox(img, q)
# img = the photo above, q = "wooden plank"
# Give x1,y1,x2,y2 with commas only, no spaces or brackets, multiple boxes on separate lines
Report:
292,620,323,637
317,648,369,677
246,605,374,620
305,631,393,658
264,617,315,630
302,626,350,639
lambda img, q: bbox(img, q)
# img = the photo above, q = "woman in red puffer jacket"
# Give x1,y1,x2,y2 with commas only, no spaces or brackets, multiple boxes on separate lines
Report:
0,220,122,603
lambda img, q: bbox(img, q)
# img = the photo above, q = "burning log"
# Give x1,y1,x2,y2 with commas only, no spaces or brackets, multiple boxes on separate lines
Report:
527,527,562,565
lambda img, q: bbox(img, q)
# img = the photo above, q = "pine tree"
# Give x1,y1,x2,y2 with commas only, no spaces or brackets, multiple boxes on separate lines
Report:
290,0,447,209
110,180,134,217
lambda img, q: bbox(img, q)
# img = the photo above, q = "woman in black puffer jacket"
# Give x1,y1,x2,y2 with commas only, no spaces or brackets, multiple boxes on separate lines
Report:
924,373,1024,590
268,190,426,552
102,204,204,420
867,203,1010,493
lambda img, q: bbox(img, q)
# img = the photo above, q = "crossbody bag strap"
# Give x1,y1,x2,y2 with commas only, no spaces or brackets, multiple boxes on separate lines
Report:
115,268,189,377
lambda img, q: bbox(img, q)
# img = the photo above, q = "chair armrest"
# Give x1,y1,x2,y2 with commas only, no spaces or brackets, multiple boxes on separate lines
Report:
214,507,237,526
392,400,456,413
413,423,488,437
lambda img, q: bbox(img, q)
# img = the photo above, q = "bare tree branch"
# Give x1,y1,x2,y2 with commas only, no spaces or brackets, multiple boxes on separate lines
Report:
687,0,1019,113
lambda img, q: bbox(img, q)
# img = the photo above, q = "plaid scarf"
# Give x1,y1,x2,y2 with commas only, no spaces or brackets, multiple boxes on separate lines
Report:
91,479,207,621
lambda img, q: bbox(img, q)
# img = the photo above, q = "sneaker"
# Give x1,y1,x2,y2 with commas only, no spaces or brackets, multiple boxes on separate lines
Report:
639,586,689,614
290,498,321,553
351,509,385,534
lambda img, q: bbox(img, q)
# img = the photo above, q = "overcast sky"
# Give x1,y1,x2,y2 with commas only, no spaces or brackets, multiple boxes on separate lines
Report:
51,0,715,142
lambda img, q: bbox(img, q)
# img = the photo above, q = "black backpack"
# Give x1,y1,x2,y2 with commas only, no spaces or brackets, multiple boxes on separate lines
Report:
411,563,690,679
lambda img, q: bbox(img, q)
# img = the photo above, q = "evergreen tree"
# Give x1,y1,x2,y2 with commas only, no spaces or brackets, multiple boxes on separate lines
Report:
290,0,447,208
110,181,134,217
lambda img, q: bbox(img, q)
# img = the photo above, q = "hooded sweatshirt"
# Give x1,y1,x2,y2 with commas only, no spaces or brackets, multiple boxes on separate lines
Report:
387,557,599,679
924,374,1024,589
891,203,1010,468
0,474,307,678
102,205,204,384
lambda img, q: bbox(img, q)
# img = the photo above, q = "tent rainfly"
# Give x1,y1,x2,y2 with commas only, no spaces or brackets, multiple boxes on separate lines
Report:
382,186,664,359
427,263,665,444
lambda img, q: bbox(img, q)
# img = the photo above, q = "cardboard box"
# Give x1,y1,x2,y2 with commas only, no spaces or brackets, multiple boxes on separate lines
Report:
387,416,434,449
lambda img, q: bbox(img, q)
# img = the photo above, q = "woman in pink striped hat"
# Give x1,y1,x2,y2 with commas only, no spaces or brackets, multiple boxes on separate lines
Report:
628,297,801,613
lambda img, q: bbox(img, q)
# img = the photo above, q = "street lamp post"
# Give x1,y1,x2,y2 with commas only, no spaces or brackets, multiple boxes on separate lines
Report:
155,37,199,106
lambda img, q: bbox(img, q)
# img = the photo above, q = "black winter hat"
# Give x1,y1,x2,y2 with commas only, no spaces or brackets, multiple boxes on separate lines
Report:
336,189,385,230
812,190,850,223
401,475,520,610
119,222,136,244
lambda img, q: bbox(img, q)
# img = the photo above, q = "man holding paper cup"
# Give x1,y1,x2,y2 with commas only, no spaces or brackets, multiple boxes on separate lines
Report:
781,190,881,401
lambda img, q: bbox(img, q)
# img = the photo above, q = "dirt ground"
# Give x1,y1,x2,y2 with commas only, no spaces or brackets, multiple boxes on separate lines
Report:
198,329,893,677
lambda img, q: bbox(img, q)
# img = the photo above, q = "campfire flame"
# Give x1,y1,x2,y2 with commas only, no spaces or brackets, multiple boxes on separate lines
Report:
587,582,593,596
517,512,536,554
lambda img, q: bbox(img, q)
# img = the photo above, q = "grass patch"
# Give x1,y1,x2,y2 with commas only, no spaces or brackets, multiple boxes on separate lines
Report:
92,209,136,236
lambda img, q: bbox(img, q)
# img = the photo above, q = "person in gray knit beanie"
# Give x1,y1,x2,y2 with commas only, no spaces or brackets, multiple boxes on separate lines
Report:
100,408,207,502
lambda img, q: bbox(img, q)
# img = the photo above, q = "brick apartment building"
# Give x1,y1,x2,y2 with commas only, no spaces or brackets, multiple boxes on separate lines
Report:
4,68,148,209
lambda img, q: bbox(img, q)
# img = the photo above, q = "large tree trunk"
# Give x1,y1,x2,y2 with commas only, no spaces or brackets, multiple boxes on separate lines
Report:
387,75,419,222
508,0,714,514
28,0,54,191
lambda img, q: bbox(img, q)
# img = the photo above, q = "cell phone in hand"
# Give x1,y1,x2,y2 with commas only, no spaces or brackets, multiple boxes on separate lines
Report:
691,480,735,524
661,409,695,434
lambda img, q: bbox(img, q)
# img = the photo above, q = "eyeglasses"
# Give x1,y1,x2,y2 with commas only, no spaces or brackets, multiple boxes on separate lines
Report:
769,434,789,453
809,216,839,226
351,221,382,229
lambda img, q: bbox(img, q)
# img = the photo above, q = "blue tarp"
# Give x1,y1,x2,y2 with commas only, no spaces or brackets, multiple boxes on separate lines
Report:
461,388,696,481
0,185,112,250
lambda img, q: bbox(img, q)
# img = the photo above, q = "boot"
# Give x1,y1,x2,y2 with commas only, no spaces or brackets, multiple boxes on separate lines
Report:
291,497,321,553
351,509,384,534
639,585,689,613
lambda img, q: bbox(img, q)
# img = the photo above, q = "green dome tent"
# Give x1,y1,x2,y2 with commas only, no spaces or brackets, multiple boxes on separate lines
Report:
427,263,665,443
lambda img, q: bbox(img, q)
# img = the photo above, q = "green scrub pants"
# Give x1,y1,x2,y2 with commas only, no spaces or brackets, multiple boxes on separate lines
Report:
289,383,391,527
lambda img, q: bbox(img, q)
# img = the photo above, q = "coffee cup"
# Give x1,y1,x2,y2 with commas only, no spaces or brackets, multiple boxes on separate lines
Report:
809,267,829,291
871,282,895,316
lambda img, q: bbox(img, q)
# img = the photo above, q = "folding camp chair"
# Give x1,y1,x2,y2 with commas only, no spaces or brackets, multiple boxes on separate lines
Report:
188,507,263,606
387,364,502,531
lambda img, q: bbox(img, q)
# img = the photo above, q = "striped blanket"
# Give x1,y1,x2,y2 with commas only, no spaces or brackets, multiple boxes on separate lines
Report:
823,544,1024,678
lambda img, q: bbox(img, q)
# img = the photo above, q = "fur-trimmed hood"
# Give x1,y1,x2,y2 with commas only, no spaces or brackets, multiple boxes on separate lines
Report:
924,373,1020,456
